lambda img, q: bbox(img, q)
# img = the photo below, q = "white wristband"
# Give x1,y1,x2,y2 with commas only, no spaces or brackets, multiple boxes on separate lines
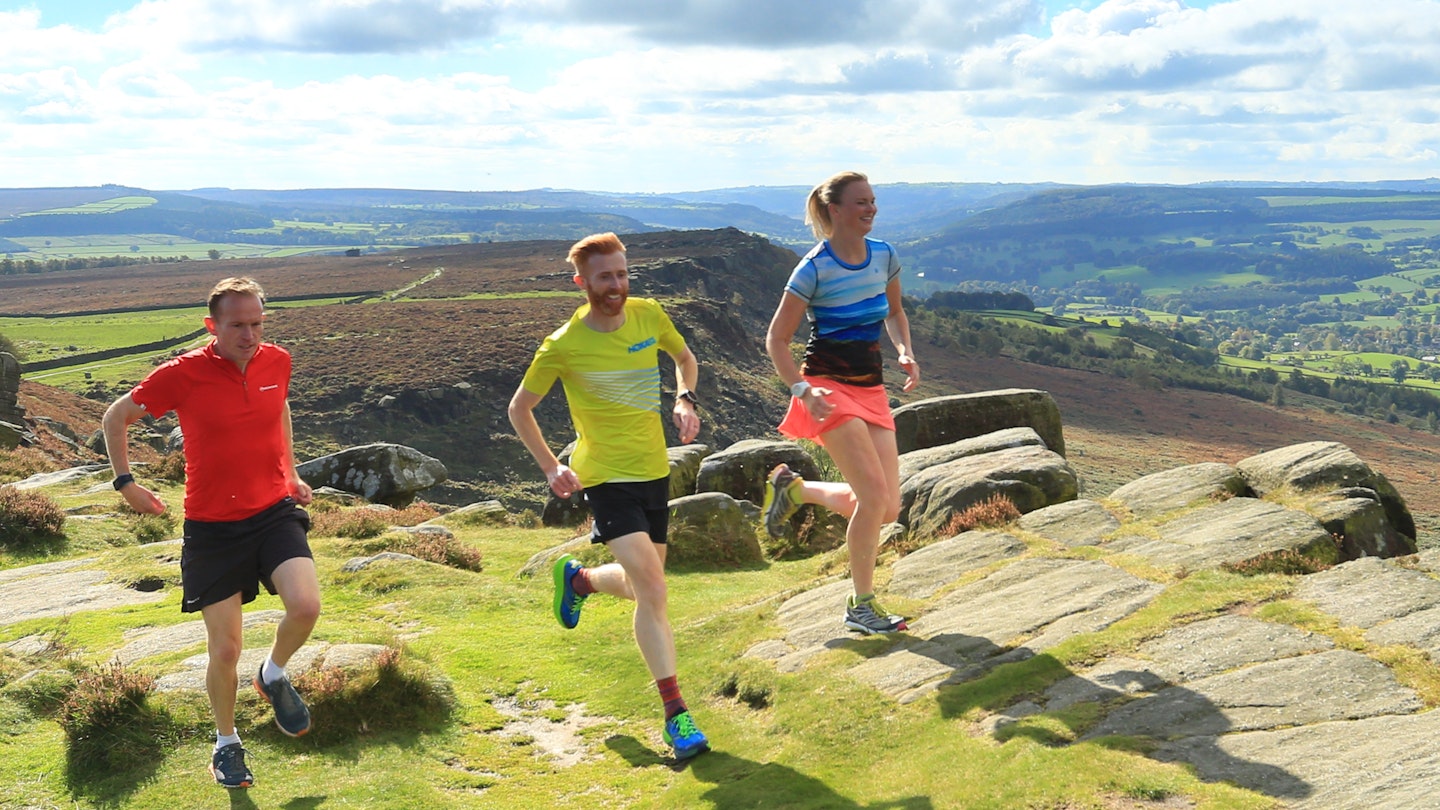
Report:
790,380,812,398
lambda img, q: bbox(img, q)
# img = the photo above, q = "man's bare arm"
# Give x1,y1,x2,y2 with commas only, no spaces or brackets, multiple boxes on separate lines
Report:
508,384,582,497
101,394,166,514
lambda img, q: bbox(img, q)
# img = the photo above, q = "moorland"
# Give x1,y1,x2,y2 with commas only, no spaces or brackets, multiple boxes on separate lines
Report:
6,181,1440,809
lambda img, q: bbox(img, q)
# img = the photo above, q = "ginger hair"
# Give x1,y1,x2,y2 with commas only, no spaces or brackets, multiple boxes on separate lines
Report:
567,232,626,275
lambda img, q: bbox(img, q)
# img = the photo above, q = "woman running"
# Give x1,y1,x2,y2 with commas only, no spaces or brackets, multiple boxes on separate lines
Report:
763,170,920,634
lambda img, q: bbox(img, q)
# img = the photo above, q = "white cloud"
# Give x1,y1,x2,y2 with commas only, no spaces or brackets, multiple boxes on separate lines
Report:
547,0,1043,52
105,0,508,55
4,0,1440,190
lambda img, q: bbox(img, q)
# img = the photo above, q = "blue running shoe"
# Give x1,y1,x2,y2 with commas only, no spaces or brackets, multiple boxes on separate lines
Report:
663,710,710,760
254,665,311,737
552,554,587,629
209,742,254,789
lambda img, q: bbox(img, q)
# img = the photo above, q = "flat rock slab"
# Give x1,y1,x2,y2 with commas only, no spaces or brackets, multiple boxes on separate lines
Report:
1042,656,1172,714
1297,557,1440,662
887,529,1026,599
1017,499,1120,547
849,558,1162,701
1085,649,1420,740
151,642,385,692
114,611,286,665
1105,497,1333,571
0,557,95,585
9,465,108,490
896,427,1047,484
1108,462,1247,520
1296,557,1440,629
1041,616,1334,715
764,580,865,672
0,568,166,626
1134,615,1334,683
1157,710,1440,809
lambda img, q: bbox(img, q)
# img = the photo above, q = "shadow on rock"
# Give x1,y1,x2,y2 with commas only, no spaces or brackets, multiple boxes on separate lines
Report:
932,654,1313,802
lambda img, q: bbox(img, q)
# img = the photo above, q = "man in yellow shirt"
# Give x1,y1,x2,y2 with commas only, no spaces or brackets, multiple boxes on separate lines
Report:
508,232,708,760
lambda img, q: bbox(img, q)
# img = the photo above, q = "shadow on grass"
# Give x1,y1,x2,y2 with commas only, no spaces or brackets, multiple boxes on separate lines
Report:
605,735,935,808
64,751,167,808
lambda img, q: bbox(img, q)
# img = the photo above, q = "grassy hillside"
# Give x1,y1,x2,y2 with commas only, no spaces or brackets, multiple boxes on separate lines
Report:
6,223,1438,807
0,472,1295,809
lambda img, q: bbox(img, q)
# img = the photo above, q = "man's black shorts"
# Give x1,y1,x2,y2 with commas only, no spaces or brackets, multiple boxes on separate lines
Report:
180,497,312,613
584,477,670,545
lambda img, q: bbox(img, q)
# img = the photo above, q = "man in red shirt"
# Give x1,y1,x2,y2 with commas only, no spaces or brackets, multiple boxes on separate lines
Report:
103,277,319,789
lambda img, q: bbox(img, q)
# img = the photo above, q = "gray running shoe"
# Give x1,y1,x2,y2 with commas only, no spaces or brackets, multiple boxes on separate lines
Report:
844,596,907,635
254,666,311,737
209,742,253,789
762,463,804,538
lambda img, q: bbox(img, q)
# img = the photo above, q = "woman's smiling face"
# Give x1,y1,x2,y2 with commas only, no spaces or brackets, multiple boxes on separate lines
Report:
829,179,876,237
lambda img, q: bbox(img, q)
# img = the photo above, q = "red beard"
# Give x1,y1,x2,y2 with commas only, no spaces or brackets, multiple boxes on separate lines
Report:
587,287,627,318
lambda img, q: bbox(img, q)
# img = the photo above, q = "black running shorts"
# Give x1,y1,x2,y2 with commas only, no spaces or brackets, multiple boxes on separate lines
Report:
180,497,313,613
584,477,670,545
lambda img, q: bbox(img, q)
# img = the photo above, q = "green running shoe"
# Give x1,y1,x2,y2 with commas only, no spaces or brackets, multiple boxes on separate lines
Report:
552,554,587,629
762,463,804,538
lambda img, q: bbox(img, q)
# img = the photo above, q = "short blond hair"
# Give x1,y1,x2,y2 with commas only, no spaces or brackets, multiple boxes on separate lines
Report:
567,232,626,275
207,277,266,317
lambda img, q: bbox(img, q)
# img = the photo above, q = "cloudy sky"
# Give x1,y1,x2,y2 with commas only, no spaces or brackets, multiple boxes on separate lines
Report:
2,0,1438,193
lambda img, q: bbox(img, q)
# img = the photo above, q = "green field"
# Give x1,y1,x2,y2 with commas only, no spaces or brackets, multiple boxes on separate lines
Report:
1,297,361,390
0,310,207,361
20,338,211,389
1258,195,1426,207
4,234,356,262
19,196,157,216
1036,262,1269,295
235,219,394,236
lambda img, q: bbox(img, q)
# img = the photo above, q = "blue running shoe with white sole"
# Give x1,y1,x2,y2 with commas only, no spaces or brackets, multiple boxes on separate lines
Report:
209,742,254,789
663,710,710,760
552,554,587,629
254,665,311,737
844,595,907,635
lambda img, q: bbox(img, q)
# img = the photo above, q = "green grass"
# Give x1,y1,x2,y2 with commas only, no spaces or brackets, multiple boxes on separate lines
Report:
0,478,1306,810
4,297,361,390
5,234,352,262
0,309,207,360
235,219,394,236
1259,195,1428,207
20,196,158,216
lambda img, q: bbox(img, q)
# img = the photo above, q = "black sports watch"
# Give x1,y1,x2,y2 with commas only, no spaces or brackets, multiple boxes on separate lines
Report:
113,473,135,491
677,389,699,406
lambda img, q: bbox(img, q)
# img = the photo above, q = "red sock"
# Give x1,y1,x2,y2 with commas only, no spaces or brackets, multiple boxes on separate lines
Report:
657,675,687,719
573,568,596,596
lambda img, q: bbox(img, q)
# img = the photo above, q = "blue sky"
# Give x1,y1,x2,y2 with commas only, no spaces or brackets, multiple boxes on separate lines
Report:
1,0,1437,193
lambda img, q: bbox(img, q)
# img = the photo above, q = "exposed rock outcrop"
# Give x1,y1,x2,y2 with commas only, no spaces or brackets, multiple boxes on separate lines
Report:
891,388,1065,456
1238,441,1416,545
0,352,25,427
297,442,448,507
665,492,764,567
899,443,1077,536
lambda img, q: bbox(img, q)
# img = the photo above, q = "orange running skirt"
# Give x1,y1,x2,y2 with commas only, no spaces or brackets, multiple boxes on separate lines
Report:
777,376,895,444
